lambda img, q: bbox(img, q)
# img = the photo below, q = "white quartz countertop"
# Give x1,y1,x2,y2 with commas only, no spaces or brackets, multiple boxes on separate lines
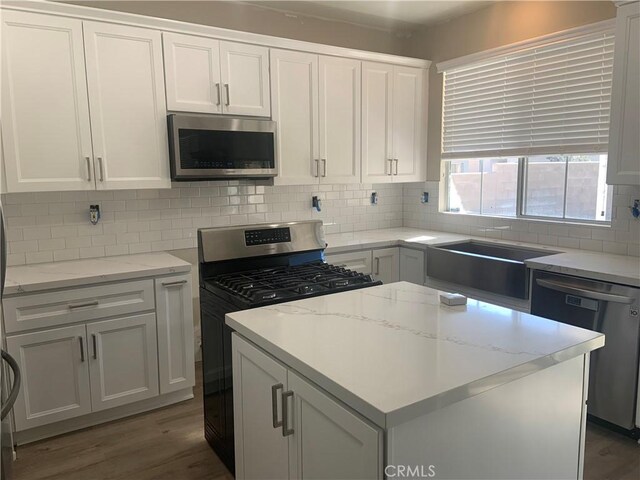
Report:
226,282,604,429
325,227,640,287
4,252,191,295
525,251,640,287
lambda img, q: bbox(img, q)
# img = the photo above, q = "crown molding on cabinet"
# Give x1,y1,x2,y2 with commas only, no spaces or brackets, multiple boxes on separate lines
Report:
1,0,431,69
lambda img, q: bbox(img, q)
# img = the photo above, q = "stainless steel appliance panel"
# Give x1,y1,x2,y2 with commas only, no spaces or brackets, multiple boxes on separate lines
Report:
531,270,640,430
198,221,325,263
168,114,277,180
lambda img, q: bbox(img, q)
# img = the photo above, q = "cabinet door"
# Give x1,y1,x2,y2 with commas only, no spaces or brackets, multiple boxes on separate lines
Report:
83,22,170,190
155,274,195,394
399,248,425,285
271,49,319,185
362,62,394,183
287,370,382,479
607,2,640,186
324,250,373,275
232,334,289,480
372,247,400,284
163,32,222,114
87,313,159,411
1,11,94,192
319,56,361,184
392,66,425,182
6,324,91,431
219,41,270,117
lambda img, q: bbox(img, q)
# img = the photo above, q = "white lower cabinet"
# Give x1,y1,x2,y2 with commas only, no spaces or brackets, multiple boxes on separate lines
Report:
233,332,290,480
155,274,195,394
87,313,159,411
233,334,382,479
326,247,423,284
4,272,194,437
287,370,382,479
372,247,400,284
324,250,373,275
6,324,92,431
399,248,425,285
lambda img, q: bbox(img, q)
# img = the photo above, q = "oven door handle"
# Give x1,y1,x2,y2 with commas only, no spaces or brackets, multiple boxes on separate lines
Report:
1,350,21,421
535,278,635,304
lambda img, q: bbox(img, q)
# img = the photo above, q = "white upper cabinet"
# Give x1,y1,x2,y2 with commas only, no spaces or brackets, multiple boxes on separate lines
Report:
84,22,170,190
1,11,94,192
163,34,270,117
163,33,222,114
219,41,271,117
361,63,425,183
392,66,424,182
362,62,394,183
608,2,640,186
319,56,361,184
271,49,319,185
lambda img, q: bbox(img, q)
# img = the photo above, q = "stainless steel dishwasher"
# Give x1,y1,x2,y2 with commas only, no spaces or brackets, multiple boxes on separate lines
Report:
531,270,640,434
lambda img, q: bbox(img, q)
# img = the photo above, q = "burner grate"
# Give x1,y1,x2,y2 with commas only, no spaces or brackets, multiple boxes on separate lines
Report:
208,261,378,303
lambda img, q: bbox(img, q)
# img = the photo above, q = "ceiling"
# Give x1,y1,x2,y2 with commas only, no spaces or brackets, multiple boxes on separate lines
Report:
240,1,495,33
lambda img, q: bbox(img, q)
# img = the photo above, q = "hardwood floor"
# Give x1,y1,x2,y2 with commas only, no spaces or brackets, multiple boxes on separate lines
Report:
584,422,640,480
12,363,640,480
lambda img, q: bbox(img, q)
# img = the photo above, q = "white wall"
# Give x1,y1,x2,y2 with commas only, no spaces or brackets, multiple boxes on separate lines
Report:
404,182,640,257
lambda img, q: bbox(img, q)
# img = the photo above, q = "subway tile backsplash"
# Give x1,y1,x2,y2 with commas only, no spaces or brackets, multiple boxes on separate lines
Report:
404,181,640,257
4,179,639,266
3,181,404,266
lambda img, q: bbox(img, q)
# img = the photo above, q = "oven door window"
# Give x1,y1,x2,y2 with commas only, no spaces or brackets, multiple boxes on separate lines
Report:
178,129,275,170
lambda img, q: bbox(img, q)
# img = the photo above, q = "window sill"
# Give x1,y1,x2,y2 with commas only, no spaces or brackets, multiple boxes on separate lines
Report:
439,211,612,228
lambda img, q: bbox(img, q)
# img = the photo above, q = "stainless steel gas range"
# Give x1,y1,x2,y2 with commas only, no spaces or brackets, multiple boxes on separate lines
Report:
197,221,381,473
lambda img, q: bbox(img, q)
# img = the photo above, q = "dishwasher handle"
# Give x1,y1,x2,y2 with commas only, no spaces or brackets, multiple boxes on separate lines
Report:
535,278,635,304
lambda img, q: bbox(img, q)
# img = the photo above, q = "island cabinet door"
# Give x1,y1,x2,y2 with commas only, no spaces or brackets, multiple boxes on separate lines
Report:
287,371,382,480
232,334,290,480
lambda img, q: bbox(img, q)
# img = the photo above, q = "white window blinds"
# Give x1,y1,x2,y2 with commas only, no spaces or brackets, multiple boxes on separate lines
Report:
441,29,615,159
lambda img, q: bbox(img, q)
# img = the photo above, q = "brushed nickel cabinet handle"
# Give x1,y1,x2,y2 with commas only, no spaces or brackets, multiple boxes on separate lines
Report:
387,159,393,176
321,158,327,177
79,337,85,362
271,383,283,428
85,156,92,181
375,257,380,275
281,390,294,437
97,157,104,182
215,83,221,106
68,300,99,309
224,83,230,106
314,159,319,178
92,334,97,360
162,280,187,287
394,158,399,175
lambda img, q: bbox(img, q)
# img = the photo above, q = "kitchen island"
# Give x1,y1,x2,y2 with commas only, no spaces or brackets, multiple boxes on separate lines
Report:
226,282,604,479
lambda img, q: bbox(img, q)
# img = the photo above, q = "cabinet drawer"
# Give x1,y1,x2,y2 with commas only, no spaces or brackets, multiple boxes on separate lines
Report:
3,280,155,333
325,250,373,275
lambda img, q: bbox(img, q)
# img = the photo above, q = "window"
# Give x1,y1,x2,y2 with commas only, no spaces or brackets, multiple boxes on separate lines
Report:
445,154,613,222
439,24,615,223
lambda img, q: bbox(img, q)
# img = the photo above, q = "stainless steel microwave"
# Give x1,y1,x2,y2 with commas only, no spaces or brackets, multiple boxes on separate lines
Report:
168,114,277,180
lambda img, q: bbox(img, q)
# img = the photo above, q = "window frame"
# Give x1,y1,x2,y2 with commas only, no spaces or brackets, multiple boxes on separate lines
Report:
444,155,612,225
